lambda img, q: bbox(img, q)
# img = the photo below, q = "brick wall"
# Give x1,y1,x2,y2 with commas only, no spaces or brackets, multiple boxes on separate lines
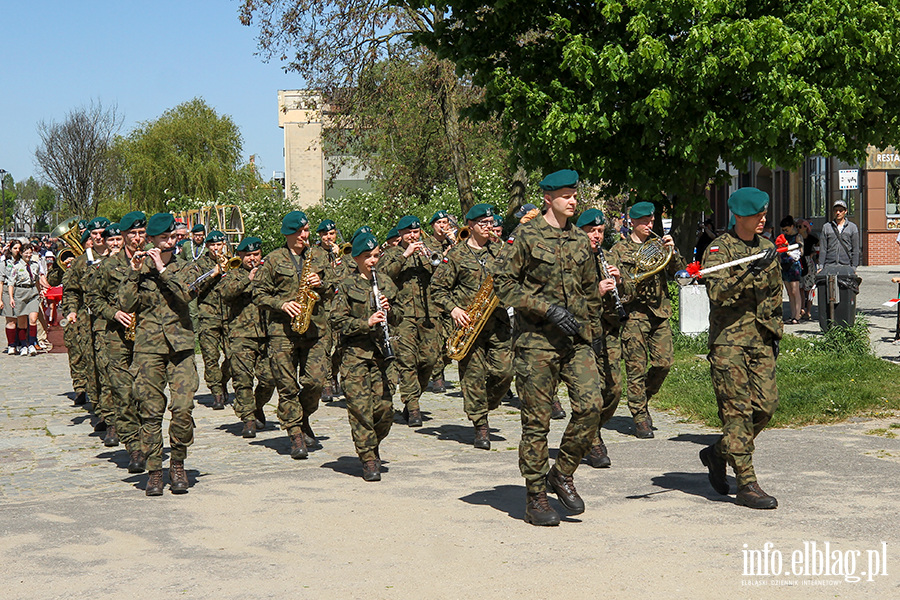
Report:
867,232,900,265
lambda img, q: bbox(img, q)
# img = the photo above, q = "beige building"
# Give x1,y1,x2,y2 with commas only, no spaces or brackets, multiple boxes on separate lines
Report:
278,90,369,208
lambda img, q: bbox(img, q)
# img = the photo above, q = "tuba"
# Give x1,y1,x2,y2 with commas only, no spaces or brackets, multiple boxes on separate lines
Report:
446,275,499,360
627,231,673,285
50,217,85,269
290,249,320,334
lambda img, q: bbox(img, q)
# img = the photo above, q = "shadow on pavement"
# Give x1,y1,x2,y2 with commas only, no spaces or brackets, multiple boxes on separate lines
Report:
667,433,722,446
97,449,132,470
415,424,506,446
249,436,292,456
320,456,364,478
459,484,582,523
643,471,735,503
603,415,636,436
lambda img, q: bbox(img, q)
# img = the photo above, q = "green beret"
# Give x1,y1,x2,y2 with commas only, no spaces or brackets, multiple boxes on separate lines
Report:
629,202,655,220
205,230,226,244
397,215,421,231
191,223,206,234
176,239,188,248
728,214,736,230
77,219,88,230
280,211,309,235
351,232,379,257
146,213,176,237
539,169,579,191
351,226,373,241
80,229,91,245
576,208,606,228
429,210,450,225
87,217,111,231
317,219,336,233
465,203,495,222
493,214,503,227
727,187,769,217
236,236,262,252
385,226,399,241
102,223,122,238
120,211,147,231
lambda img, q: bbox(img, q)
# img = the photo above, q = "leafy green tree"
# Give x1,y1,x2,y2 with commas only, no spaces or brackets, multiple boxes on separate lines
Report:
1,172,17,233
115,98,243,213
413,0,900,248
12,177,57,232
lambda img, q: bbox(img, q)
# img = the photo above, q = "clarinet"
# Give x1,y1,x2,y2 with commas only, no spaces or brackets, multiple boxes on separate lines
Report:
371,268,396,363
596,247,629,323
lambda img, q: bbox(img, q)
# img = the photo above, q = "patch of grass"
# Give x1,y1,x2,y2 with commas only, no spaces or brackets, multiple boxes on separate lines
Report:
866,428,898,438
890,423,900,429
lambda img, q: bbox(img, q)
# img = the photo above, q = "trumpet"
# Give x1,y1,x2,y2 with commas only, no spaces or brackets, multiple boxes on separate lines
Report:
188,248,241,291
458,226,502,243
416,243,442,267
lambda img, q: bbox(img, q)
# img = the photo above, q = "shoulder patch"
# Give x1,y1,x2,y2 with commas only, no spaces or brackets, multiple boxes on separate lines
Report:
709,246,719,253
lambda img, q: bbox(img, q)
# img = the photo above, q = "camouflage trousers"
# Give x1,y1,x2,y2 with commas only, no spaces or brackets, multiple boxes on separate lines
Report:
324,321,343,385
430,315,452,380
395,318,441,411
106,329,140,452
91,324,116,427
64,315,89,395
267,335,328,436
515,343,603,493
458,322,513,427
622,313,673,424
709,344,779,487
592,323,623,446
198,318,231,397
340,349,393,461
133,350,199,472
228,336,276,422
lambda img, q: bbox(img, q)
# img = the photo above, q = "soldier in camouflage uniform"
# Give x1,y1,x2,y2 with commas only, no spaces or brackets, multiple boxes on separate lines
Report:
119,212,215,496
317,219,349,401
332,233,400,481
380,215,444,427
86,212,147,472
195,230,232,410
177,223,207,336
699,187,781,510
609,201,685,438
577,209,625,468
431,203,513,450
217,236,276,438
494,169,604,527
252,211,335,459
426,210,457,393
58,242,89,406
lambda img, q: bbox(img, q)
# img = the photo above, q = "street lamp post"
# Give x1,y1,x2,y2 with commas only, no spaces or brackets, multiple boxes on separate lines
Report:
0,169,7,244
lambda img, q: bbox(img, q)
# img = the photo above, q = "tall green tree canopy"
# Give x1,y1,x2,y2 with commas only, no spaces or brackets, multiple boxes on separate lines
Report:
115,98,242,212
413,0,900,213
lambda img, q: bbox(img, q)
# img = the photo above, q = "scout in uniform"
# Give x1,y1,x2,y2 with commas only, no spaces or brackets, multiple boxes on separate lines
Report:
196,230,232,410
119,213,215,496
431,203,513,450
380,215,443,427
332,232,400,481
493,169,605,527
252,211,334,459
700,187,782,509
609,201,684,438
317,219,349,401
218,237,276,439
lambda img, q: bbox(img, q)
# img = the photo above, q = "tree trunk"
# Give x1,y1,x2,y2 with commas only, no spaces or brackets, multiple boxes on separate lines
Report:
507,165,527,219
669,183,710,261
434,60,475,215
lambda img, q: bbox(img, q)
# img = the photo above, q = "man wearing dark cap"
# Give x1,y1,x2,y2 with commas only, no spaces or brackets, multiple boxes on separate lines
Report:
119,212,217,496
253,211,334,459
431,203,513,449
493,169,605,526
384,227,400,248
195,230,233,410
817,198,860,272
699,187,782,510
218,236,276,439
317,219,349,401
609,201,684,439
87,211,148,469
380,215,444,427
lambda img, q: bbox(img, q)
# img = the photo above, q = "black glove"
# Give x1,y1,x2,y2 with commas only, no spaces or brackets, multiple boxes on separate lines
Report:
591,337,605,355
772,339,780,361
545,305,582,336
748,248,777,275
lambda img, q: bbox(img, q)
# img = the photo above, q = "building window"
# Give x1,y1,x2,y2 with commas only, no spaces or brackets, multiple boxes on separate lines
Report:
887,172,900,218
807,156,827,217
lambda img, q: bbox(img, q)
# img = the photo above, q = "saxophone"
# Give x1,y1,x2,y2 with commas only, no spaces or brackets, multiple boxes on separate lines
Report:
124,313,138,341
446,274,499,360
290,251,320,334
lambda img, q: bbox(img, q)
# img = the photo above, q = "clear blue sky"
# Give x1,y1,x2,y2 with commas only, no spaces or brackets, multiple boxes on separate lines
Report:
0,1,300,185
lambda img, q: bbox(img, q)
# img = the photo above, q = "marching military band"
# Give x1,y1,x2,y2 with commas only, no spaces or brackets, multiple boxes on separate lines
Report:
34,170,782,521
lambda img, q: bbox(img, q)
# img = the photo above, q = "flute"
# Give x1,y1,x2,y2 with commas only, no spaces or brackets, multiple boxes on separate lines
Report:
371,268,395,363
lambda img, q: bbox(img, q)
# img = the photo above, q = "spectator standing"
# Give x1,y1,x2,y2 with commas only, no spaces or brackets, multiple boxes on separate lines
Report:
817,199,860,272
4,239,44,355
779,216,803,324
796,219,819,320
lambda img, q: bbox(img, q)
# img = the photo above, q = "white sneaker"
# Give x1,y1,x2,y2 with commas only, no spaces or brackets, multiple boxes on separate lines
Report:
19,346,28,356
27,345,37,356
6,346,15,355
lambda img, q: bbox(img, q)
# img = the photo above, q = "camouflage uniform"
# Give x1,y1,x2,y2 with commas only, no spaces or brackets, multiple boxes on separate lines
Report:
84,255,117,429
609,237,685,428
176,240,206,335
60,264,89,397
63,252,107,416
86,249,142,452
430,240,512,427
119,256,208,472
218,264,276,422
592,250,625,444
426,233,455,382
703,231,782,487
380,241,443,414
322,244,350,389
493,216,604,494
252,245,334,438
195,252,231,398
331,271,399,461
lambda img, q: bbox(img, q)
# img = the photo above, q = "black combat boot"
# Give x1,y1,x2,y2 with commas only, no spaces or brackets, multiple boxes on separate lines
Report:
736,482,778,509
241,420,257,439
588,440,611,468
407,408,423,427
524,491,560,526
212,394,225,410
169,460,189,494
431,374,446,393
546,466,585,514
699,444,730,495
634,419,654,439
145,470,164,496
473,424,491,450
128,450,146,473
362,459,381,482
301,416,321,449
73,391,87,406
550,399,566,420
254,407,266,427
103,424,119,447
320,384,334,402
290,433,308,460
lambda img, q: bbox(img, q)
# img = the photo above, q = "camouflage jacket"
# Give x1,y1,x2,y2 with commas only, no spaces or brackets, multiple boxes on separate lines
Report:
176,240,206,264
86,249,133,334
430,239,509,328
332,270,400,360
194,253,225,322
63,251,108,331
379,239,443,323
320,244,350,284
218,265,267,339
118,254,209,353
703,230,783,348
593,248,626,329
46,261,65,287
493,215,603,347
608,235,685,319
426,233,455,255
252,245,334,339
